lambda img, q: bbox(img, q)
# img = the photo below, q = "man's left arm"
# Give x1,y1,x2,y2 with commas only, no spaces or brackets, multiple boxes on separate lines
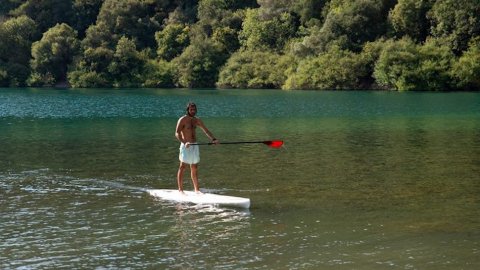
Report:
197,118,219,144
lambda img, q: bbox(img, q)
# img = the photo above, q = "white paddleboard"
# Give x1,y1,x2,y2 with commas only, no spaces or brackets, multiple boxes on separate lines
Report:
147,189,250,209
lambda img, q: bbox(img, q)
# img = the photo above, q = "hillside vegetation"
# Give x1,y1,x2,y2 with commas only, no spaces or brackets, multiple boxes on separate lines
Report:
0,0,479,90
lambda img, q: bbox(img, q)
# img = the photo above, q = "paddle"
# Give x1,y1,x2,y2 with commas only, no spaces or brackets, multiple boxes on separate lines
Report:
191,140,284,148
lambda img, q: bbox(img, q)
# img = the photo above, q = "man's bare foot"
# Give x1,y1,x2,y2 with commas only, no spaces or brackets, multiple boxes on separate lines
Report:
195,190,203,194
178,190,185,195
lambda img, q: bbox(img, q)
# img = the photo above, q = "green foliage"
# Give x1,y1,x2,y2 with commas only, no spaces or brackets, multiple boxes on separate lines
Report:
172,38,227,88
10,0,74,34
195,0,245,53
217,50,294,88
239,8,297,51
291,0,327,26
85,0,172,50
417,39,456,91
68,46,114,88
0,15,37,86
155,24,190,61
284,46,368,90
27,71,55,87
212,26,240,53
79,47,114,73
69,36,146,88
198,0,228,25
0,0,23,16
30,23,80,86
198,0,254,27
72,0,103,38
428,0,480,53
359,38,392,88
68,70,110,88
374,37,455,91
451,38,480,89
389,0,432,42
142,59,175,88
0,68,8,86
81,21,112,49
0,0,477,90
294,0,394,56
108,36,145,87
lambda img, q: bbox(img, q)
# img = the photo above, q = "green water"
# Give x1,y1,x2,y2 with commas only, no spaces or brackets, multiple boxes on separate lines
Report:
1,88,479,269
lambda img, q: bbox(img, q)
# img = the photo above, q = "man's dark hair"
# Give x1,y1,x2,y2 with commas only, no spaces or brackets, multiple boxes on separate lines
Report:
186,102,196,115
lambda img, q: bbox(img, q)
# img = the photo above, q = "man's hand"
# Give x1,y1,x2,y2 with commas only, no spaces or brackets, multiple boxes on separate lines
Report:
185,142,191,148
212,139,219,145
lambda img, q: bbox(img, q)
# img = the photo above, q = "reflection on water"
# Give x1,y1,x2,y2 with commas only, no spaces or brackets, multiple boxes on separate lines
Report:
167,204,252,269
1,170,256,269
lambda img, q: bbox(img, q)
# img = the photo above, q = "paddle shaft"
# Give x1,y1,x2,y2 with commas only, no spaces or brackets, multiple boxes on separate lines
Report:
191,141,269,146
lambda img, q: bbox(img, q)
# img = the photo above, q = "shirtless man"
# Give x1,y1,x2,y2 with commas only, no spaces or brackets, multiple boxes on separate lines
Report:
175,102,218,193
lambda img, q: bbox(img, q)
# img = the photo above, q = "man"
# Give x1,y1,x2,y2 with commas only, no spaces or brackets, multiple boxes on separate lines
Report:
175,102,218,193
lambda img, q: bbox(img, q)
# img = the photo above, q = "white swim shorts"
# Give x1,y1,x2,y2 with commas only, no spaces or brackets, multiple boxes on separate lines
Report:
179,143,200,164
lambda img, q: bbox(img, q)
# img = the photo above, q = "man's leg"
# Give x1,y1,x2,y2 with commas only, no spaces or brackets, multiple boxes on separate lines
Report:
177,162,186,192
190,164,200,193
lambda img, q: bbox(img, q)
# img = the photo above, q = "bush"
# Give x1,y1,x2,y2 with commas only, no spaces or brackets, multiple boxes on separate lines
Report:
172,38,227,88
451,38,480,89
239,8,297,51
155,23,190,61
374,37,455,91
142,59,175,88
27,72,55,87
68,70,110,88
284,46,368,90
30,23,80,86
217,50,294,89
0,68,9,87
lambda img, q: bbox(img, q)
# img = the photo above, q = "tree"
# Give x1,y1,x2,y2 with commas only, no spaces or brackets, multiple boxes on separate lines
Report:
172,38,227,88
373,37,455,91
108,36,145,87
0,15,37,86
197,0,229,29
428,0,480,53
256,0,291,19
91,0,172,50
0,0,23,16
0,0,477,90
81,21,113,49
217,50,294,88
142,59,175,88
359,38,392,88
284,46,368,90
194,0,245,53
0,68,8,86
155,23,190,61
293,0,395,55
239,8,297,51
29,23,80,86
68,46,114,87
451,37,480,89
290,0,327,26
10,0,74,34
72,0,103,38
389,0,432,42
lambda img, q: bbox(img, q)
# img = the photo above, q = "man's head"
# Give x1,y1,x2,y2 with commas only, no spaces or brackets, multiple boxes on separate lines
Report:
186,102,197,117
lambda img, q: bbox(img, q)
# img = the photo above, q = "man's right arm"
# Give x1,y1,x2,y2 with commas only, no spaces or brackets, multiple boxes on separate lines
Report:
175,117,185,143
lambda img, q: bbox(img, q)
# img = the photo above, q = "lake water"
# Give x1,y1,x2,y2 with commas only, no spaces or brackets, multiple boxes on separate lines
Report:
1,88,479,269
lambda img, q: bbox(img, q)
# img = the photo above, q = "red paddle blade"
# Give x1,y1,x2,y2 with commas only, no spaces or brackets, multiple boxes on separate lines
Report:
264,140,284,148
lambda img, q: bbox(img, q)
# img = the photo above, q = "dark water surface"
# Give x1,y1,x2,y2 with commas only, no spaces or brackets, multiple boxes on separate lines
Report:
1,88,479,269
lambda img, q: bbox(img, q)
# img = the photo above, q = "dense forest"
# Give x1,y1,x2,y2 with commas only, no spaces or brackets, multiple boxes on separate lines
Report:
0,0,479,91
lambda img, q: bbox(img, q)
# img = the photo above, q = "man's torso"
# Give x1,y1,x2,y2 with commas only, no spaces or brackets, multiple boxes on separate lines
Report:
179,116,197,142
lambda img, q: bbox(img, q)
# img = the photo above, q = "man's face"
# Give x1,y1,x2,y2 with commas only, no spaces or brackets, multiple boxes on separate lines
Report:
188,105,197,116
